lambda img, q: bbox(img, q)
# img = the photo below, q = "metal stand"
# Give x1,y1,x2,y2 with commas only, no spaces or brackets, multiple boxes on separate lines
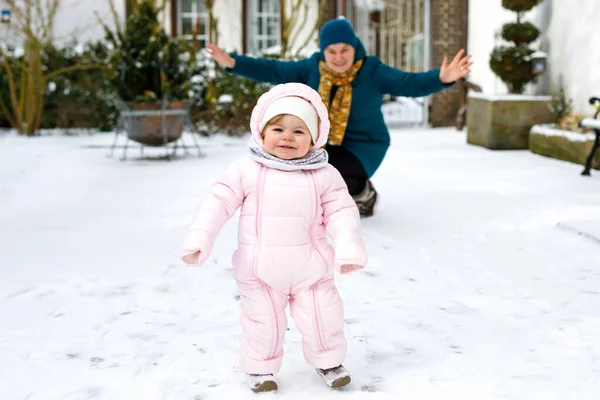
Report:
581,129,600,176
579,97,600,176
107,99,204,161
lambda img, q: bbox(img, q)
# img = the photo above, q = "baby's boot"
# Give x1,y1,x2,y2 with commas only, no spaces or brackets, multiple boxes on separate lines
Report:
246,373,278,393
315,364,351,388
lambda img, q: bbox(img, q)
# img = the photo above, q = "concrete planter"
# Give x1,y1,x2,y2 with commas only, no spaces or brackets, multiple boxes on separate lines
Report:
529,124,600,170
466,93,553,150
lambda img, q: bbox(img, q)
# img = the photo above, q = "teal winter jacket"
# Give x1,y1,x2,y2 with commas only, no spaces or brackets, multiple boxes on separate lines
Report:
230,40,452,177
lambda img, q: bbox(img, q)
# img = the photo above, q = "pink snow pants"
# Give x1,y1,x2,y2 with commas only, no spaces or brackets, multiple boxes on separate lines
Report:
233,243,346,374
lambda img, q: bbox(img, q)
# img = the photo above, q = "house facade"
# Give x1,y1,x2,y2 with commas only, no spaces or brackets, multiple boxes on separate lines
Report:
1,0,471,126
50,0,365,56
13,0,597,124
46,0,438,69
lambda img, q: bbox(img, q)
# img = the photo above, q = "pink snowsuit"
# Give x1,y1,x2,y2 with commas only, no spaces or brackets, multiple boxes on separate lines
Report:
181,83,367,374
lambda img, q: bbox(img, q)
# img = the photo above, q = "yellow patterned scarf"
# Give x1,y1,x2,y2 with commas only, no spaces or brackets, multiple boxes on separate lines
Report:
318,59,363,145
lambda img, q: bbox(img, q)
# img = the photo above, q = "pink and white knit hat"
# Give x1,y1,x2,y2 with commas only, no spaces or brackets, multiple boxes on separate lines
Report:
250,83,331,150
258,97,320,143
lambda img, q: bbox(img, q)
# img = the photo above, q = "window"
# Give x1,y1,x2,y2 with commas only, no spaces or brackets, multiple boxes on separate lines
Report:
178,0,209,46
247,0,280,54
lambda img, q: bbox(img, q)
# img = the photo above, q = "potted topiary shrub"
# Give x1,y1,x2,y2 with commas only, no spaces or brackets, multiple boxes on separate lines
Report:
467,0,553,150
101,0,201,146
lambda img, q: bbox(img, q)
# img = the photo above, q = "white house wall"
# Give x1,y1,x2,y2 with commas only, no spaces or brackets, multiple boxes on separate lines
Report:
215,0,242,52
467,0,600,114
53,0,126,45
7,0,321,57
546,0,600,114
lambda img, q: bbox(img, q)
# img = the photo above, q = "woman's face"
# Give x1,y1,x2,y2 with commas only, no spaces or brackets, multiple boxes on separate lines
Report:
324,43,356,73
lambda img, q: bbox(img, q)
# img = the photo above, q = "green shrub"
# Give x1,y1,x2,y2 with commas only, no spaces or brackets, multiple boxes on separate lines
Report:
0,47,22,128
549,77,573,124
101,0,201,102
490,46,536,94
1,41,118,131
43,41,118,131
501,22,540,46
194,52,271,135
490,0,544,94
502,0,543,13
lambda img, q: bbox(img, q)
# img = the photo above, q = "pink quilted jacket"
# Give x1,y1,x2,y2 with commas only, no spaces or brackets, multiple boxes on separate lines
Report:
181,83,367,289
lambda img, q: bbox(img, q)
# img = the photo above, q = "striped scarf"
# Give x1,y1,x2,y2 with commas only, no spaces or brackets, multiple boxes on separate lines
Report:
318,59,363,145
248,137,329,171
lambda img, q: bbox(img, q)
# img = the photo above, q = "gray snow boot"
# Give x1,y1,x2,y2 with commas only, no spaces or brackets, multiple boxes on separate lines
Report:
353,180,377,218
316,365,351,389
246,374,278,393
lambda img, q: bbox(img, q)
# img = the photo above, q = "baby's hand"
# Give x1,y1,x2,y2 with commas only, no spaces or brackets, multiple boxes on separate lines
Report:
339,264,363,275
181,250,202,265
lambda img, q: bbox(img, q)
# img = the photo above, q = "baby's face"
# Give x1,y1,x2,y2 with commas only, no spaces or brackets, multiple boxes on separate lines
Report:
262,114,313,160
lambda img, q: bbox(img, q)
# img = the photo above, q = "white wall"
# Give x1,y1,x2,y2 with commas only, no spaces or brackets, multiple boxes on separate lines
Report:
546,0,600,114
53,0,126,45
0,0,14,46
0,0,125,47
215,0,242,51
467,0,600,114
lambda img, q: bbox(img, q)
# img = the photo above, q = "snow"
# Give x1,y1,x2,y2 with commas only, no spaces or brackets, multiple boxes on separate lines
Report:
218,94,233,104
381,98,424,126
557,220,600,245
257,45,320,59
530,124,597,142
1,128,600,399
468,92,552,102
580,118,600,131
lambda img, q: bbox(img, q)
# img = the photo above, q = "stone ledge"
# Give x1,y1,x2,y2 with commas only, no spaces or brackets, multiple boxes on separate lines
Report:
467,94,553,150
529,124,600,170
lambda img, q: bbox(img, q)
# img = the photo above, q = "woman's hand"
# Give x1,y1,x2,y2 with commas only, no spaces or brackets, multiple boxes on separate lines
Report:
439,49,472,84
205,43,236,69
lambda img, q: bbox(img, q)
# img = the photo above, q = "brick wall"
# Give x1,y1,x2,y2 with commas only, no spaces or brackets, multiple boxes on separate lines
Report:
430,0,469,127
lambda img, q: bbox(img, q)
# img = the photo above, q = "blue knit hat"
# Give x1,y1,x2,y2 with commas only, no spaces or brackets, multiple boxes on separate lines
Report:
319,17,357,52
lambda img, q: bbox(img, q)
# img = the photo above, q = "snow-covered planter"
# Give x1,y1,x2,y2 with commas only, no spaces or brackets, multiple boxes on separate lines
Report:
466,92,553,149
529,124,600,170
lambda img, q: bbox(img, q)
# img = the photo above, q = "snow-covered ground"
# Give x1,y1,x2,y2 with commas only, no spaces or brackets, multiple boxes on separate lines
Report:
1,128,600,400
